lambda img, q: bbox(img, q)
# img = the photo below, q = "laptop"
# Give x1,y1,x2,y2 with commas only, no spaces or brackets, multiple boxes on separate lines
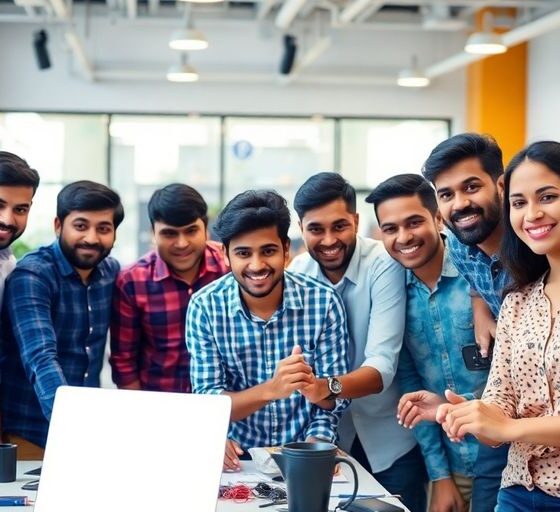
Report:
34,386,231,512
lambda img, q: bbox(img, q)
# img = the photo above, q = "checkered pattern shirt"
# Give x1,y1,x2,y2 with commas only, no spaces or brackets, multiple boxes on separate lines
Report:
446,230,510,317
186,271,350,450
0,241,119,448
110,243,228,392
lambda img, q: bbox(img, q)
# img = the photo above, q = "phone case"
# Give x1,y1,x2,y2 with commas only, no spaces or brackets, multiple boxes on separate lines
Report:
462,344,491,371
342,497,404,512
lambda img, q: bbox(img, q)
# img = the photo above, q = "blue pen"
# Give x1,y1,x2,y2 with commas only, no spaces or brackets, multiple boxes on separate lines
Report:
0,496,30,506
335,493,387,499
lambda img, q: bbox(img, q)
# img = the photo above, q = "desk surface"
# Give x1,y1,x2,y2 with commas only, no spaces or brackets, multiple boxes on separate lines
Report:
2,460,409,512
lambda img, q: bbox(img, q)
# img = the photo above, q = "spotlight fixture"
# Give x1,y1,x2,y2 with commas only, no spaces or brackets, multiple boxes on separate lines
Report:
166,54,199,82
397,56,430,88
33,29,51,70
464,12,507,55
279,34,297,75
169,28,208,51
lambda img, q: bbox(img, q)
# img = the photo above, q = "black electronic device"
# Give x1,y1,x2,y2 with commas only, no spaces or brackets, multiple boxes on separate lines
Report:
341,497,404,512
462,344,492,371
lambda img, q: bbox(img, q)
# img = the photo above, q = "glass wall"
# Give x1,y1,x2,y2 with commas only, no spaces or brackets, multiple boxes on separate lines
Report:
0,113,108,253
0,112,449,261
109,115,221,263
340,119,449,237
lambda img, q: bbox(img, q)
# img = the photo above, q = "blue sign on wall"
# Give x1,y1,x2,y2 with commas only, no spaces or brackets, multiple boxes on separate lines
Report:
232,140,254,160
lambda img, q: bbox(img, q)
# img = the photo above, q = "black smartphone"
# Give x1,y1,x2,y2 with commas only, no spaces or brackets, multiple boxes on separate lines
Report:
462,344,491,371
342,497,404,512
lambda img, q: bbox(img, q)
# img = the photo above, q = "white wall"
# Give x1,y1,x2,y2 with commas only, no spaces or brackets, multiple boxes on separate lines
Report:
528,27,560,141
0,21,466,129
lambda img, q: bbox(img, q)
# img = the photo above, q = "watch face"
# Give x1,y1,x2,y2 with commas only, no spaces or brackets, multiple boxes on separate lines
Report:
329,378,342,394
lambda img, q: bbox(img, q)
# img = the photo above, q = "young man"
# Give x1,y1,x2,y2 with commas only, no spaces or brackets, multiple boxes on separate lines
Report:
289,172,427,512
0,151,40,310
400,133,509,512
186,190,349,469
1,181,124,459
110,184,227,392
367,173,489,512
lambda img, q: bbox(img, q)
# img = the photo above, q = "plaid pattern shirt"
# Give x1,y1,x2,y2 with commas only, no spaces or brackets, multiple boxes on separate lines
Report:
0,241,119,448
186,271,350,450
446,230,510,318
110,243,228,392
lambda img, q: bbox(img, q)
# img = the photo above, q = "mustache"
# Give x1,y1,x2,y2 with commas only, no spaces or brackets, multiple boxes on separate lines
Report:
450,205,484,224
0,222,17,234
75,243,104,253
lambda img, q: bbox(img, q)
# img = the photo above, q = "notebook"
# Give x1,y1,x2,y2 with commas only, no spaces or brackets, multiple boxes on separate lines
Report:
34,386,231,512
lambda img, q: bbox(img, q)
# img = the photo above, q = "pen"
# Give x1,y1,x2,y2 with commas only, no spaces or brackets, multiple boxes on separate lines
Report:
335,493,394,499
0,496,31,506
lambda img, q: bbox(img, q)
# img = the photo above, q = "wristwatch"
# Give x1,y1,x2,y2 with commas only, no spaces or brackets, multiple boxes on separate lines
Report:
325,376,342,401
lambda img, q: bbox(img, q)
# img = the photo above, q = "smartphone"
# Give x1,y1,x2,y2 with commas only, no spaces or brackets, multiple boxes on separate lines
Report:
342,497,404,512
462,344,491,371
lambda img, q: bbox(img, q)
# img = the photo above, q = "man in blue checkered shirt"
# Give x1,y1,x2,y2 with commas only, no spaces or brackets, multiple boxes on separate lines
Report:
1,181,124,459
186,190,350,470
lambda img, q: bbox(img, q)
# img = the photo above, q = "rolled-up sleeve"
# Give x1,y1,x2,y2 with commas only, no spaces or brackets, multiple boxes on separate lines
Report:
362,255,406,391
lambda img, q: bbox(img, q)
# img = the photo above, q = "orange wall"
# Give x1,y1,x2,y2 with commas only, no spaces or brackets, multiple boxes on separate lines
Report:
466,8,527,165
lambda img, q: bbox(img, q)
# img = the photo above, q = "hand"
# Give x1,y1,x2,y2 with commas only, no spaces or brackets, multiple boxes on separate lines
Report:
430,478,465,512
397,390,446,428
267,345,314,401
435,390,468,439
439,399,512,445
301,376,329,404
472,296,496,358
223,439,244,471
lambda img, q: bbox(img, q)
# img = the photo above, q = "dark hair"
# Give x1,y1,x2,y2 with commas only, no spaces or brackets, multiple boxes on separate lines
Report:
294,172,356,219
501,141,560,290
57,180,124,227
148,183,208,228
0,151,40,194
422,133,503,183
365,173,438,221
214,190,290,249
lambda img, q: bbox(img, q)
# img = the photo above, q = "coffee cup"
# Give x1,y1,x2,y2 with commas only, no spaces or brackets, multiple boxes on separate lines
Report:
0,443,17,483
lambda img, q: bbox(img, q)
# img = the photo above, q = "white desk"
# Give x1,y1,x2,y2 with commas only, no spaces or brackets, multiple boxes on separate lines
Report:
2,460,408,512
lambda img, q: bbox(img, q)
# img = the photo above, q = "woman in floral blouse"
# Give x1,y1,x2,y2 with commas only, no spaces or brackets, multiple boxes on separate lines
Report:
438,140,560,511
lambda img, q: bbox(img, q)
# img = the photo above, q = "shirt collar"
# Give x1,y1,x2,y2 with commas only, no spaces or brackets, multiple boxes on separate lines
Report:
227,271,303,319
53,239,106,280
310,236,362,287
0,247,13,261
153,244,218,283
406,240,458,286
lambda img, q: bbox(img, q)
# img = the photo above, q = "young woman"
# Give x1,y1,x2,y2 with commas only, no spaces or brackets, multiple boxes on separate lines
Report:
437,140,560,511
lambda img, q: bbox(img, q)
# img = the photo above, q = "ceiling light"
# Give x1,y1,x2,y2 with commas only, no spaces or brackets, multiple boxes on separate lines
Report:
397,56,430,88
464,32,506,55
464,11,507,55
169,28,208,51
166,55,199,82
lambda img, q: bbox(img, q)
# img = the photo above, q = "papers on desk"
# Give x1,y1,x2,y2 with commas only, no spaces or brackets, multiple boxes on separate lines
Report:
220,469,347,485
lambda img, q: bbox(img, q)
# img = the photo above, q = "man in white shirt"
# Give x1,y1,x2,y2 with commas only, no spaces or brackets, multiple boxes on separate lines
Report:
289,172,427,512
0,152,40,309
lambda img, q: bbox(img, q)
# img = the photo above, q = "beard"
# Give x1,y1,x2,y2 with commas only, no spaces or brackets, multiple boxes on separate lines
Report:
59,238,111,270
312,238,357,274
0,222,22,250
235,270,284,299
444,194,502,246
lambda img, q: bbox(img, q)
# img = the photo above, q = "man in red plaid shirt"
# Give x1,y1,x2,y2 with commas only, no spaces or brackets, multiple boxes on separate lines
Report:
110,184,228,392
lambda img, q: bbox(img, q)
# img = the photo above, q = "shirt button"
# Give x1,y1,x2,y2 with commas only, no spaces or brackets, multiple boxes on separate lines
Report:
188,289,193,295
88,305,92,312
85,346,91,354
89,327,93,334
84,372,89,379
